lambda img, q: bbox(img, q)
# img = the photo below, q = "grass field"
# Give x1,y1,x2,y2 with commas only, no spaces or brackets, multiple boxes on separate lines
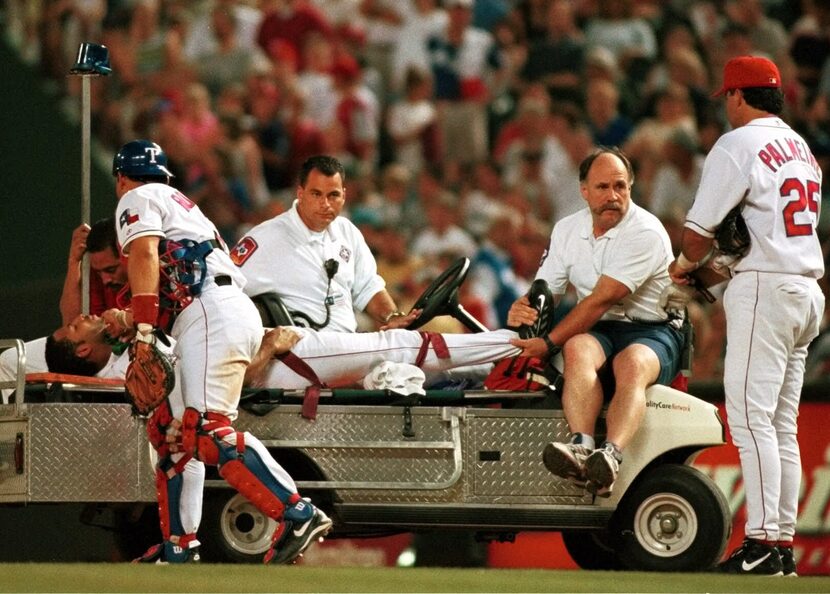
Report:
1,565,829,593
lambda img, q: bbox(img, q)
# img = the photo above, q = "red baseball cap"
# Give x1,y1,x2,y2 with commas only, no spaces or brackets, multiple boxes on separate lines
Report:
712,55,781,97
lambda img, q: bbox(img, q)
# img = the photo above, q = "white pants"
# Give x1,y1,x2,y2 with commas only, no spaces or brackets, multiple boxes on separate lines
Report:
261,328,522,389
170,285,262,419
723,272,824,541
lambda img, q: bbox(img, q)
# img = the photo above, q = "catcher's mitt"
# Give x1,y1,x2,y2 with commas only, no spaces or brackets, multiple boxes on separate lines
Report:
714,206,750,257
125,339,175,414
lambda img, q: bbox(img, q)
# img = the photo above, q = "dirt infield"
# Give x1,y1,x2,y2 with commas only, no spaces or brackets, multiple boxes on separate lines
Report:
1,564,829,593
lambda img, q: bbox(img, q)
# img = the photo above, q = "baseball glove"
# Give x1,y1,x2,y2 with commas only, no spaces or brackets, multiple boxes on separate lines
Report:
714,206,750,257
125,338,175,414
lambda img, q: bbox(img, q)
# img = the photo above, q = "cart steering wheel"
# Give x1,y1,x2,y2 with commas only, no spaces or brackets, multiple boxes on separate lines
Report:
406,257,488,333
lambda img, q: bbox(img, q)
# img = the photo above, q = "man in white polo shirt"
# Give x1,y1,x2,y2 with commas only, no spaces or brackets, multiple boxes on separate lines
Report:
231,155,417,332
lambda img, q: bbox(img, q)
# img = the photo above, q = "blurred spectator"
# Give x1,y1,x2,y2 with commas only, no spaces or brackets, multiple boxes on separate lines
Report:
296,33,337,130
332,54,380,171
411,194,478,262
583,0,658,70
520,0,585,105
585,78,633,147
390,0,448,94
183,0,263,62
359,0,407,101
623,82,697,201
218,112,272,216
257,0,334,68
724,0,789,61
468,210,529,328
196,6,270,98
426,0,504,168
386,67,441,175
648,128,704,245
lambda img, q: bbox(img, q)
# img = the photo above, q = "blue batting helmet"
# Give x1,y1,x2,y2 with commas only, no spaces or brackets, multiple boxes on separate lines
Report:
112,140,174,178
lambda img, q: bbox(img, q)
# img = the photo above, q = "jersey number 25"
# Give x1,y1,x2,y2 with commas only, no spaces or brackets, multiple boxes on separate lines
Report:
781,177,819,237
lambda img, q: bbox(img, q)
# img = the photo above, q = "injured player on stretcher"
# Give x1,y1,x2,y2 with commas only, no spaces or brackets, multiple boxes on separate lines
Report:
43,313,546,401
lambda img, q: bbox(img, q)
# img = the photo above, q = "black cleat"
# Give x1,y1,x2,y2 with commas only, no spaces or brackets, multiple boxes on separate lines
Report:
264,505,333,565
717,538,783,575
778,545,797,577
518,279,555,339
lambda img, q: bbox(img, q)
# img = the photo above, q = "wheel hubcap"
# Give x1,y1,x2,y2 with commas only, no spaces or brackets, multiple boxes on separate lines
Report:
220,493,277,556
632,492,698,557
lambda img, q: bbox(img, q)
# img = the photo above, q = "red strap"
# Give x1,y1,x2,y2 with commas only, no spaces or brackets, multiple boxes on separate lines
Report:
415,332,450,367
302,385,321,420
236,431,245,455
276,351,326,387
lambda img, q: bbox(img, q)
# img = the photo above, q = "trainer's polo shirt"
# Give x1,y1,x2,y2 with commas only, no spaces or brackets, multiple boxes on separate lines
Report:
232,201,385,333
536,203,673,323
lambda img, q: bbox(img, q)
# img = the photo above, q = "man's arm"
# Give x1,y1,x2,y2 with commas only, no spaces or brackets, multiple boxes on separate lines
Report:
126,236,161,333
511,275,631,358
364,289,420,329
244,327,302,388
59,224,90,323
668,227,714,284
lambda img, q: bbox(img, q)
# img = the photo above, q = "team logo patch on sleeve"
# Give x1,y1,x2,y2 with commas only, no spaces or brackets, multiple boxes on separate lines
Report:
118,208,139,228
230,237,258,266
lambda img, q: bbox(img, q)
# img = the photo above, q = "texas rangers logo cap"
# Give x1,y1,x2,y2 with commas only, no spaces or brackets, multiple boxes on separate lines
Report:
712,55,781,97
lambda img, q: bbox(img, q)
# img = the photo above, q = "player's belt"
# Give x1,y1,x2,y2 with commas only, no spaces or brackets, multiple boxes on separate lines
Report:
214,275,232,286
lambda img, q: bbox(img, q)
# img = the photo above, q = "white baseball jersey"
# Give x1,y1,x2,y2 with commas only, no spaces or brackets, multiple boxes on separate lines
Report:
688,115,825,543
115,182,262,419
685,116,824,278
231,201,386,333
116,183,247,288
537,203,675,323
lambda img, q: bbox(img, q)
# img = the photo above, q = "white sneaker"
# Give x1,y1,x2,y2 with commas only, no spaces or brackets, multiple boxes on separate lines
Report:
542,442,591,485
585,446,620,498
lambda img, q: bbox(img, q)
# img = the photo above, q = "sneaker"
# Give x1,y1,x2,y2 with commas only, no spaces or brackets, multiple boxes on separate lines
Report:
778,545,797,577
584,444,621,498
264,504,333,565
542,441,591,485
518,279,555,339
133,541,201,564
717,538,783,575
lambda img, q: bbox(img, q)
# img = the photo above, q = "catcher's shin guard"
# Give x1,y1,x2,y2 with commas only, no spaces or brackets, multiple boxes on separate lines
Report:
215,431,299,520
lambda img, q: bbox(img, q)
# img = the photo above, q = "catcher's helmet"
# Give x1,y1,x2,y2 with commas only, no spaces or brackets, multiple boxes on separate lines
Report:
112,140,174,178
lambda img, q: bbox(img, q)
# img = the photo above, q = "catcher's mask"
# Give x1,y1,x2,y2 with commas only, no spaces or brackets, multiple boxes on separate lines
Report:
158,238,219,313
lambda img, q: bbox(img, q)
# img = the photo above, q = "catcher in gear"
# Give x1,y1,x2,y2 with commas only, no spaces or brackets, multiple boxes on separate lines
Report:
109,139,332,565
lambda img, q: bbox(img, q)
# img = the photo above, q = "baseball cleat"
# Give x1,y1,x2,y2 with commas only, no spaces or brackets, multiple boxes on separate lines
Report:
264,505,333,565
777,545,797,577
518,279,555,340
584,444,621,498
542,441,591,485
717,538,783,575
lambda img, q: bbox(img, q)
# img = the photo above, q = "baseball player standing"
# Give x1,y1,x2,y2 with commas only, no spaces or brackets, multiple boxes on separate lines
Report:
669,56,825,576
110,139,331,564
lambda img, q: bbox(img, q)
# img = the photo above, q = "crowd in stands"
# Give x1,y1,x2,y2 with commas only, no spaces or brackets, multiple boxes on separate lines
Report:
4,0,830,380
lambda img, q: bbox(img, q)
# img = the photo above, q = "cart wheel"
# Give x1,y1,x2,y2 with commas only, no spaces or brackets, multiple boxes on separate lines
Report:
611,464,730,571
561,529,621,570
199,491,276,563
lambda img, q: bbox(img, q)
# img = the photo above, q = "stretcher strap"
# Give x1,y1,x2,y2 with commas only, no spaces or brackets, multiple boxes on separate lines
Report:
415,332,450,367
